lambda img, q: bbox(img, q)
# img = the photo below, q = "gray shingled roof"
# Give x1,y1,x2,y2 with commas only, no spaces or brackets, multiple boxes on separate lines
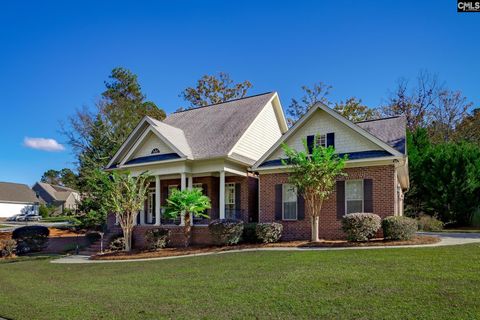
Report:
0,182,38,203
356,116,406,154
163,92,276,159
36,182,78,201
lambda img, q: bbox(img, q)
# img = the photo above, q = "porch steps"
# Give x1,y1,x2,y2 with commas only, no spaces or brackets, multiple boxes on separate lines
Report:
79,230,118,256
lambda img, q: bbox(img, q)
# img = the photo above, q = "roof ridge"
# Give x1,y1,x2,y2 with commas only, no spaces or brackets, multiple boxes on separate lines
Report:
172,92,274,114
355,115,403,124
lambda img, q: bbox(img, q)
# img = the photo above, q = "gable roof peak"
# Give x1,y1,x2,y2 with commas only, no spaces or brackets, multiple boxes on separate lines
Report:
172,92,275,114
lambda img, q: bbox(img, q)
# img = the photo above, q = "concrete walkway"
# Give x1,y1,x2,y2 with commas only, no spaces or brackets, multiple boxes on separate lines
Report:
51,232,480,264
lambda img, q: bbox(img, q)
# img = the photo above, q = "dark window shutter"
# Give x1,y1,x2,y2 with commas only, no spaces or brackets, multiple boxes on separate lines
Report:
275,184,283,220
336,181,345,219
364,179,373,213
327,132,335,148
235,183,241,210
297,193,305,220
307,135,314,154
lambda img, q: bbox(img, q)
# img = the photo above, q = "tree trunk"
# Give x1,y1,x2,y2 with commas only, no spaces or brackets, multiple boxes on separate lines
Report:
124,228,132,252
311,215,320,242
183,212,192,247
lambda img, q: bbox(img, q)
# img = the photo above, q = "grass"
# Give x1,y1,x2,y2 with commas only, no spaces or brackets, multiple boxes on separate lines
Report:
1,244,480,320
0,225,10,229
41,216,79,224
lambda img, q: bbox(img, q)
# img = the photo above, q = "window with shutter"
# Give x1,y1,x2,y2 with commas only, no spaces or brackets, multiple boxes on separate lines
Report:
282,184,298,220
345,180,364,213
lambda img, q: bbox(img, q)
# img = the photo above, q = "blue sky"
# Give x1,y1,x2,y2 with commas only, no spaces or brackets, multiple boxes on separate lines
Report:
0,1,478,186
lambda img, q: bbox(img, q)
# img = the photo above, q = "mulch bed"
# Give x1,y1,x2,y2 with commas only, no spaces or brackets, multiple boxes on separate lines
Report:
92,235,440,261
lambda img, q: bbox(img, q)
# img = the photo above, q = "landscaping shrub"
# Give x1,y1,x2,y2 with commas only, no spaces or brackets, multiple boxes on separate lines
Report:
471,207,480,228
242,223,259,243
342,213,381,241
382,216,418,240
109,236,125,251
0,239,17,258
417,215,444,231
12,226,49,254
145,228,170,250
85,231,101,244
208,219,244,245
256,222,283,243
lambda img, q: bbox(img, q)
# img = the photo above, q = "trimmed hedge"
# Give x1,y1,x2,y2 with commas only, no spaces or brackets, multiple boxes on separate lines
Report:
145,228,170,250
12,226,49,254
256,223,283,243
208,219,244,245
417,215,443,231
382,216,418,240
342,213,381,242
242,223,260,243
109,236,125,252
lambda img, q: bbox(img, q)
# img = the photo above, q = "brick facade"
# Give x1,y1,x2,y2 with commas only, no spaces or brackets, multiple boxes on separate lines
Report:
259,165,396,240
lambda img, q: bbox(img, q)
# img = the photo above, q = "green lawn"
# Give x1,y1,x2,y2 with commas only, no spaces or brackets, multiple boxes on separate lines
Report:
0,225,10,228
1,244,480,320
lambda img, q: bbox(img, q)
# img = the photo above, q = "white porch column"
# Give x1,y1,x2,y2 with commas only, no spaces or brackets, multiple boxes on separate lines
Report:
180,173,187,225
155,175,161,226
219,170,225,219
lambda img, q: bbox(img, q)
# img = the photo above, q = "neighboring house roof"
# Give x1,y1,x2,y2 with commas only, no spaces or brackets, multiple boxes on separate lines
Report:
34,182,79,203
162,92,277,159
0,182,38,204
356,116,406,154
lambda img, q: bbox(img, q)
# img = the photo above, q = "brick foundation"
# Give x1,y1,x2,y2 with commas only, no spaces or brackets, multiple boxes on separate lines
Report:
259,165,396,240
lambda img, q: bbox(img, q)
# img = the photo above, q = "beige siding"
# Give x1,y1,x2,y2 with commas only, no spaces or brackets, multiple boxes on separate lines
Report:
267,109,381,161
232,101,283,161
130,131,174,159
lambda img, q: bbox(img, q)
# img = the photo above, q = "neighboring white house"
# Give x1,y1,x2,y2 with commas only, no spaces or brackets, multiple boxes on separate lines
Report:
32,182,80,214
0,181,39,218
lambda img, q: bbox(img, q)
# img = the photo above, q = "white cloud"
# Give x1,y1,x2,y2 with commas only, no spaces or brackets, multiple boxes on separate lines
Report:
23,137,65,152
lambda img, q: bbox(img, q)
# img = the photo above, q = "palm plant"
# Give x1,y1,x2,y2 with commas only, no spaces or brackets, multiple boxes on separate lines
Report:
163,188,211,247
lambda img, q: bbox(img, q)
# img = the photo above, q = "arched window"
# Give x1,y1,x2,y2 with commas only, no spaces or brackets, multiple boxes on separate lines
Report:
151,148,160,154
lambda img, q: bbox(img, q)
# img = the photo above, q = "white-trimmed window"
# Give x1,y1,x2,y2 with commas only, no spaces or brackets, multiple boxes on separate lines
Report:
282,184,297,220
147,191,155,224
316,134,326,148
168,185,178,196
225,183,235,211
345,180,363,214
193,183,203,193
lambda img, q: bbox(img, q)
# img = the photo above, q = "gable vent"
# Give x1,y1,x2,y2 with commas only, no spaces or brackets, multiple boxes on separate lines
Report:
151,148,160,154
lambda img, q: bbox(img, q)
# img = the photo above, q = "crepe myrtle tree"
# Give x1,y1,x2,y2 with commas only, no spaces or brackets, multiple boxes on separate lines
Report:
282,137,347,242
163,188,211,247
101,170,150,252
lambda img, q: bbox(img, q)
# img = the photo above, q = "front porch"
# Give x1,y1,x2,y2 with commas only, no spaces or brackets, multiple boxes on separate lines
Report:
133,171,258,228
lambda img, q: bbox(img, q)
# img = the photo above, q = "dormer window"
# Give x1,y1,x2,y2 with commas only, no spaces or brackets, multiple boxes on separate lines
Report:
307,133,335,153
151,148,160,154
316,134,326,148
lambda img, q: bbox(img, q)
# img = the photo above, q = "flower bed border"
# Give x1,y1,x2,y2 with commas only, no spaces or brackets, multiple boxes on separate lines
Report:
92,235,440,261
